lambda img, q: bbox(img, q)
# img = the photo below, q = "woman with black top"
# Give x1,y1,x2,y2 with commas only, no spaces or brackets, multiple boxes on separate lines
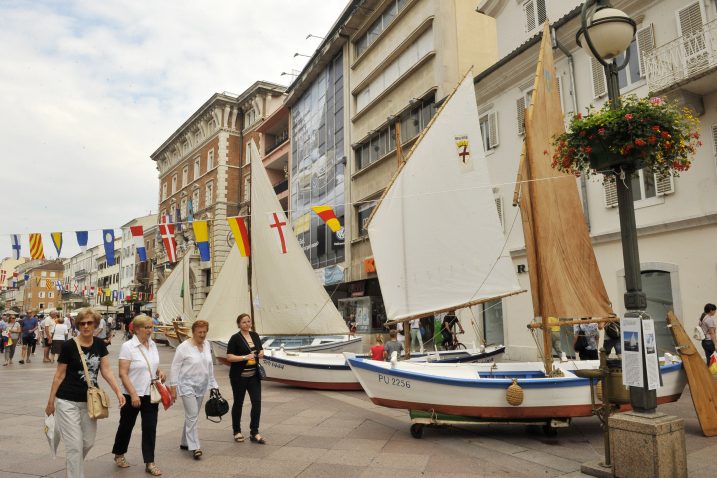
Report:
225,313,266,444
45,307,125,478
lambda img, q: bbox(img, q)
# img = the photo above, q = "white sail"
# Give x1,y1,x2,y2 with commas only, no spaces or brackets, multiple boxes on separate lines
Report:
201,245,251,341
249,141,348,335
368,74,522,322
182,252,195,320
157,253,194,322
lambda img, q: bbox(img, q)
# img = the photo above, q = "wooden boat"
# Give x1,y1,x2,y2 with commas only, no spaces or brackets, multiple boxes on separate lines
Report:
165,330,181,349
156,252,195,326
173,321,191,343
346,27,686,427
258,345,506,391
206,140,359,372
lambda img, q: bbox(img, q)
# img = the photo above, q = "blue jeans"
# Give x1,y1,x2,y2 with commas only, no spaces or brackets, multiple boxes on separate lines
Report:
701,339,715,366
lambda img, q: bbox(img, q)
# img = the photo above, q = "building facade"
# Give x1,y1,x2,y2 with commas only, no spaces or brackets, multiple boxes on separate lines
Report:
475,0,717,359
286,0,499,331
14,260,64,312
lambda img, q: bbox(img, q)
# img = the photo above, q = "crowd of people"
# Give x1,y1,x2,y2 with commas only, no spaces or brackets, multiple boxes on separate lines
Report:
0,308,265,478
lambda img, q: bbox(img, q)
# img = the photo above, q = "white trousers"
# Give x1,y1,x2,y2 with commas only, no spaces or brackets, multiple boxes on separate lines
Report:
181,394,205,450
55,398,97,478
410,329,423,353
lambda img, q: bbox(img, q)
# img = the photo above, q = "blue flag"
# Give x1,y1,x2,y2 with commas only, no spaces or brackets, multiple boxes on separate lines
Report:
10,235,21,260
102,229,116,265
76,231,88,252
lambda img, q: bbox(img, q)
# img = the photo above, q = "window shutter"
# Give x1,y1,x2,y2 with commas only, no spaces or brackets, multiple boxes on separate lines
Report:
655,173,675,196
555,75,564,112
536,0,547,26
677,2,703,36
591,57,607,98
516,97,526,135
495,196,504,229
488,111,499,148
603,179,618,208
712,124,717,171
635,24,655,77
524,0,536,32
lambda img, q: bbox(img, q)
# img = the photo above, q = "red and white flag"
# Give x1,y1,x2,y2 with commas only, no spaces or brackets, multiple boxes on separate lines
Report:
268,212,288,254
159,223,178,263
0,269,6,284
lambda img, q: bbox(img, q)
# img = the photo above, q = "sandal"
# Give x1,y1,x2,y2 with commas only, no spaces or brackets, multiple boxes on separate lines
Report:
193,449,203,460
145,463,162,476
114,455,130,468
250,434,266,444
233,432,245,442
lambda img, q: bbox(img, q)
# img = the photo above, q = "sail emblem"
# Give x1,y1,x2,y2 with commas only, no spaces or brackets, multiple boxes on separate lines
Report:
269,212,288,254
455,135,473,171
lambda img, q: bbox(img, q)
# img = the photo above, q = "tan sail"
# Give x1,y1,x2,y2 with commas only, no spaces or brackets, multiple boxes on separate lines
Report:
518,23,613,321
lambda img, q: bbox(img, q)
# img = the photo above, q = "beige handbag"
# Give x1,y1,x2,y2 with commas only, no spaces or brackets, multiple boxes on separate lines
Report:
74,338,110,419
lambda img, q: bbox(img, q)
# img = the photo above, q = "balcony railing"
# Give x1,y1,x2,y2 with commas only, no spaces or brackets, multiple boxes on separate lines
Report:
644,19,717,93
265,132,289,155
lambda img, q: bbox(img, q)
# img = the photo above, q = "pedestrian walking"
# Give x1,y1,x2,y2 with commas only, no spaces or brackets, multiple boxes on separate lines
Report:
0,313,7,354
51,316,69,361
225,313,266,445
112,314,165,476
573,320,599,360
168,320,218,460
45,307,125,478
43,311,58,363
19,311,39,364
3,316,21,365
699,303,717,366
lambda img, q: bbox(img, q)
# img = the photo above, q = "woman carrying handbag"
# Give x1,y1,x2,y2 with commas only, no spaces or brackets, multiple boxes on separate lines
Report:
225,313,266,444
168,320,219,459
112,315,166,476
45,308,125,478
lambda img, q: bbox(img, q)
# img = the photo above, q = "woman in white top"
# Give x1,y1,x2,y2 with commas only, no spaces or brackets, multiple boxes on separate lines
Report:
699,303,717,366
50,316,69,361
112,315,166,476
168,320,218,459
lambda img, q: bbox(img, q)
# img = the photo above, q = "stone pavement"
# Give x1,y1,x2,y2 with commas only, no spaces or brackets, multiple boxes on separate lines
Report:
1,341,716,478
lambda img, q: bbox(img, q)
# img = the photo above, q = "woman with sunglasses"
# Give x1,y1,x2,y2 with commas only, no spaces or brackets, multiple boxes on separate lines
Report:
45,307,125,478
112,314,166,476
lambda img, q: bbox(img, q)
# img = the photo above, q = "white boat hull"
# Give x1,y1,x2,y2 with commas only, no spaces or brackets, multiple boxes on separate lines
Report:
211,335,363,363
251,345,506,391
346,356,687,419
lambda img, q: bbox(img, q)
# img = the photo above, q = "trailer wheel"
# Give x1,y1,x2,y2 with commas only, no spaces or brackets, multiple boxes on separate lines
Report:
410,424,424,439
542,424,558,437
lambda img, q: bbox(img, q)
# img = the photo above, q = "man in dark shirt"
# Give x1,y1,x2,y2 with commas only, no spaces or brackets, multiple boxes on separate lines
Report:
19,312,38,364
441,311,464,350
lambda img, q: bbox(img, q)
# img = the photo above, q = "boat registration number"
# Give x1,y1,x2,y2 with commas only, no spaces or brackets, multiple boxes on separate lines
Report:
378,374,411,388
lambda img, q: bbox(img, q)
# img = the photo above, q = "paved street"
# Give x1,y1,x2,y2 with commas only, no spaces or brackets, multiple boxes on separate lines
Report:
1,341,716,478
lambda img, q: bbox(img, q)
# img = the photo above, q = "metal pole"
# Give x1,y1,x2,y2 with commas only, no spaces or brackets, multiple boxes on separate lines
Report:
604,60,656,413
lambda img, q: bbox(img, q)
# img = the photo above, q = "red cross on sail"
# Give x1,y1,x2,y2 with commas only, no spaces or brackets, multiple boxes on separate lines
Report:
269,212,288,254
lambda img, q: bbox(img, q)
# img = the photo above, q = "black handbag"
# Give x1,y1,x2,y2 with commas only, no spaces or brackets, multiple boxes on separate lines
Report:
205,388,229,423
257,362,266,380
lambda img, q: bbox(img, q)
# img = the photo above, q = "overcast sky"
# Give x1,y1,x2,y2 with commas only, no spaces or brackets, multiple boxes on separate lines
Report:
0,0,346,261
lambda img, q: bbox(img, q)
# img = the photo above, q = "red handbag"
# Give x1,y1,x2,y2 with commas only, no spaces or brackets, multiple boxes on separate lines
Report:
152,380,172,410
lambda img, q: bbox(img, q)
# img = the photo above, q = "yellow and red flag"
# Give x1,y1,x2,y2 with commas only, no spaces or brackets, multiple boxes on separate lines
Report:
311,205,342,233
29,233,45,259
227,216,251,257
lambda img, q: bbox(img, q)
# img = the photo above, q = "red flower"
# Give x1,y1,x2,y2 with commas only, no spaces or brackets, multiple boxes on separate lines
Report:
690,132,700,139
543,149,549,156
579,130,587,136
584,146,593,154
634,139,646,146
624,113,634,120
598,128,606,135
661,131,671,139
576,112,583,119
651,125,660,132
647,136,657,144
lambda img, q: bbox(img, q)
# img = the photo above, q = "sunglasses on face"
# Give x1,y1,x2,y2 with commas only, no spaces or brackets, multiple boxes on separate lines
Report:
78,321,94,327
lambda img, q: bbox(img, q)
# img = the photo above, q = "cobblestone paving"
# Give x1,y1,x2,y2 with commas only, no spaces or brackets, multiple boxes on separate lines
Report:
1,341,715,477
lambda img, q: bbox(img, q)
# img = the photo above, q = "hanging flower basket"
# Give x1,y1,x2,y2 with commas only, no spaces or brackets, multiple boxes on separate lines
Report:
551,95,702,179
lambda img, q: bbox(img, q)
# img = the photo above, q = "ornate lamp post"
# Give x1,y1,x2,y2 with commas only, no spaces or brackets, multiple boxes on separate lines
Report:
577,1,656,412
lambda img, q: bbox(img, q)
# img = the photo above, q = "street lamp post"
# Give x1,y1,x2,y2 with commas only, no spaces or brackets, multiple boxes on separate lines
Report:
577,0,657,413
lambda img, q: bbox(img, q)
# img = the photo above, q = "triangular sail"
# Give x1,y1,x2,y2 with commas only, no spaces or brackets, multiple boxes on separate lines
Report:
201,245,251,341
519,23,613,319
368,74,523,322
157,253,194,322
182,252,194,319
249,141,348,335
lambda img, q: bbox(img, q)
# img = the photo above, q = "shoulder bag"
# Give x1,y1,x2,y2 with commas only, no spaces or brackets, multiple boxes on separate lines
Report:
238,332,266,380
205,388,229,422
74,338,109,419
694,317,706,340
138,344,163,404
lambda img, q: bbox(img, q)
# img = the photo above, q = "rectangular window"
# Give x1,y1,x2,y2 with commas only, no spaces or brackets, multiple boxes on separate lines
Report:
207,150,215,170
192,189,200,212
162,182,167,200
41,271,47,277
357,203,376,237
354,0,409,58
479,111,499,150
205,182,214,207
482,299,504,345
172,175,177,194
182,166,188,187
48,292,54,299
617,40,643,90
39,291,45,298
194,159,200,179
50,272,56,277
523,0,547,34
